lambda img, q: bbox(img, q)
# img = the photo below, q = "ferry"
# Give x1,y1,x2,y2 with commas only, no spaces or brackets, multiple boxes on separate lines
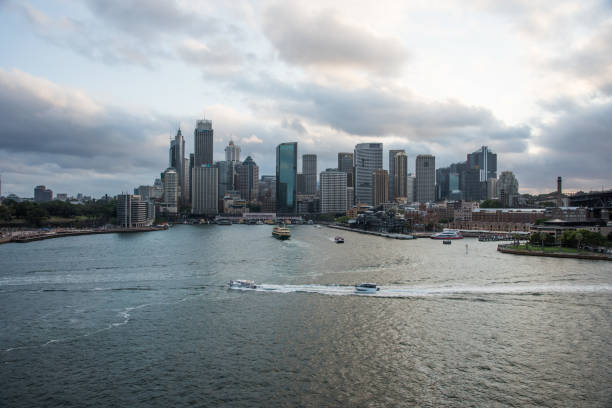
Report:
431,229,463,240
272,225,291,240
334,236,344,244
355,283,379,293
229,280,257,289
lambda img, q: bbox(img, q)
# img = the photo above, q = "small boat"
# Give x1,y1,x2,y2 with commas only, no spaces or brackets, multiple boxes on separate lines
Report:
443,240,452,245
355,283,379,293
272,225,291,240
431,229,463,240
334,236,344,243
229,280,257,289
216,218,232,225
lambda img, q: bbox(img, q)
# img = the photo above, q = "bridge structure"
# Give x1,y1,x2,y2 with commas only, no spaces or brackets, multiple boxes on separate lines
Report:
569,190,612,209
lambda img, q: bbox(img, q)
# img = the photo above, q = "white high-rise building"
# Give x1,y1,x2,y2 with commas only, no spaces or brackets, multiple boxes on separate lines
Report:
224,140,241,162
416,155,435,203
192,165,218,215
320,170,347,214
162,168,178,214
406,174,416,203
354,143,383,205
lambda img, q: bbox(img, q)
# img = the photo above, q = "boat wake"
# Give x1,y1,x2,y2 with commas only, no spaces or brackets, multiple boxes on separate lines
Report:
236,283,612,297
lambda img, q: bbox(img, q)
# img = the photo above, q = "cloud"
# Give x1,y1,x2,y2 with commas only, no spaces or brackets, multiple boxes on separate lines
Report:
263,3,409,76
240,135,263,144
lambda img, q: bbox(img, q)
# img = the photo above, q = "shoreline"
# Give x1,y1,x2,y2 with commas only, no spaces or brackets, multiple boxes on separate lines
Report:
1,226,167,244
497,244,612,261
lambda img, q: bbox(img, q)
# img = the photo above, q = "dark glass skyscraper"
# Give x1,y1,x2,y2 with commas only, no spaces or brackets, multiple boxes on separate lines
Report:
194,119,213,166
337,152,354,187
276,142,297,215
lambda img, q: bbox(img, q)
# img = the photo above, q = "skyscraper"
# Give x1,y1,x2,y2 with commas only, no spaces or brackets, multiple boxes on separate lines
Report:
388,149,405,201
416,154,435,203
320,170,347,214
467,146,497,182
337,152,354,187
192,165,218,215
393,152,408,200
276,142,298,215
162,168,178,214
372,169,389,207
194,119,213,166
170,129,185,202
497,171,519,207
237,156,259,201
302,154,317,195
225,140,241,162
354,143,383,205
34,185,52,202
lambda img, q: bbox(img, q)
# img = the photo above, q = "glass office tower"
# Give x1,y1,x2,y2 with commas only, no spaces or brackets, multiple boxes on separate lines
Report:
276,142,298,215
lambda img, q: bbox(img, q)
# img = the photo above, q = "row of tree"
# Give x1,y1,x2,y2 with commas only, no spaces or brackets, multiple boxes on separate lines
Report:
0,199,117,226
529,229,608,248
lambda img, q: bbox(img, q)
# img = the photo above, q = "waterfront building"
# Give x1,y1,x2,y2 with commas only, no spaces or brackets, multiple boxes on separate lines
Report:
354,143,383,205
393,152,408,200
497,171,519,207
406,174,415,202
237,156,259,201
296,173,306,194
225,140,241,162
302,154,317,195
34,185,53,202
215,160,237,202
153,178,164,200
116,194,154,228
194,119,213,166
388,149,405,202
372,169,389,207
258,175,276,213
416,154,435,203
296,194,320,215
338,152,354,187
192,165,218,215
162,168,178,214
170,129,185,202
320,169,347,214
276,142,298,215
134,185,155,201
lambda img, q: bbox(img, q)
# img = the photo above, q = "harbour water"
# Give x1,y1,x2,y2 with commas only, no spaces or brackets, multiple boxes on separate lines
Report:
1,225,611,407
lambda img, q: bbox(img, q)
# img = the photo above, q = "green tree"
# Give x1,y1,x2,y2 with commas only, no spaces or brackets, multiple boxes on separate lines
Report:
26,206,49,227
480,199,503,208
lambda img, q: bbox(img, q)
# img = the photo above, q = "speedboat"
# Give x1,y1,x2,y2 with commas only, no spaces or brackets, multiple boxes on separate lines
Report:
334,236,344,243
229,280,257,289
272,225,291,240
355,283,379,293
431,229,463,240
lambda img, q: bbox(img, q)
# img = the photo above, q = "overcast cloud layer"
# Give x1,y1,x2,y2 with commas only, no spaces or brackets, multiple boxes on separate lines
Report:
0,0,611,197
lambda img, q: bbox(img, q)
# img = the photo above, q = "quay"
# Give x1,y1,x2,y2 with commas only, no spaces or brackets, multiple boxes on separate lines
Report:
1,226,167,244
497,244,612,261
327,225,416,240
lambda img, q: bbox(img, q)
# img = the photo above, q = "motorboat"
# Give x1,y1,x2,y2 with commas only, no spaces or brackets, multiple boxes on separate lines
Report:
272,225,291,240
355,283,379,293
334,236,344,243
216,218,232,225
431,229,463,240
229,280,257,289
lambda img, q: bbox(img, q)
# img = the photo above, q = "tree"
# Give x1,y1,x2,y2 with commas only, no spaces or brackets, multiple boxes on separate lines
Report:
480,199,503,208
26,206,49,227
575,232,583,249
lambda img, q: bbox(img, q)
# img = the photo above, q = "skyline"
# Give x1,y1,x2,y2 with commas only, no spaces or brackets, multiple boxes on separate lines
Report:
1,0,611,197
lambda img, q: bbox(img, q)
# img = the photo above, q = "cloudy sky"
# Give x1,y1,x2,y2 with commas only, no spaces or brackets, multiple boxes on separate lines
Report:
1,0,611,197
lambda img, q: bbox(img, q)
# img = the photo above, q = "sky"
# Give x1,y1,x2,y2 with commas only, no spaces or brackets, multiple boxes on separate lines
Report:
0,0,611,198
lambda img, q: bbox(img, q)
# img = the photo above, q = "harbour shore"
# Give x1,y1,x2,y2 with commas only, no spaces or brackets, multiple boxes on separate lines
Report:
0,226,167,244
497,244,612,261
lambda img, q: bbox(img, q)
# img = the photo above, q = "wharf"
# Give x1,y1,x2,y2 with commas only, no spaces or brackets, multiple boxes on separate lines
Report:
327,225,416,240
3,226,167,244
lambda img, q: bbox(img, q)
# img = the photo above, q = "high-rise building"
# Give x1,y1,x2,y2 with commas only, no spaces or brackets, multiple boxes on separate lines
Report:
406,174,416,202
388,149,405,201
487,178,497,200
416,154,435,203
215,161,236,201
183,158,190,203
467,146,497,182
497,171,519,207
393,152,408,200
162,168,178,214
117,194,154,228
237,156,259,201
34,185,53,202
170,129,185,202
276,142,298,215
354,143,383,205
192,165,218,215
338,152,354,187
258,175,276,213
302,154,317,195
225,140,241,162
372,169,389,207
194,119,213,166
320,170,347,214
189,153,194,201
346,187,355,210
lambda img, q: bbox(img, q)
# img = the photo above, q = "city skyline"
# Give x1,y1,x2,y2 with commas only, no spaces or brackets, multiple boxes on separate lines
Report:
0,1,611,197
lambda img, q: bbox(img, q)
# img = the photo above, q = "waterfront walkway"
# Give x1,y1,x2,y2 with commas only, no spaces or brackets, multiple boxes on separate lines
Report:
1,226,167,244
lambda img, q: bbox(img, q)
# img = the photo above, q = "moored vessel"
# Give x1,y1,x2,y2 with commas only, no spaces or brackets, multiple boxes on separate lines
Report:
431,229,463,240
355,283,379,293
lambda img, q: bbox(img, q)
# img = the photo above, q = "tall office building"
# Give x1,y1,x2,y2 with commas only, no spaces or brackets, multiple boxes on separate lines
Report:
183,157,190,203
34,185,53,202
192,165,218,215
302,154,317,195
467,146,497,182
276,142,298,215
258,175,276,213
416,155,435,203
393,152,408,200
194,119,213,166
487,178,497,199
337,152,354,187
170,129,185,202
225,140,240,162
237,156,259,201
117,194,154,228
388,149,405,201
372,169,389,207
406,174,416,202
162,168,178,214
354,143,383,205
320,170,347,214
497,171,519,207
215,161,236,201
189,153,194,201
